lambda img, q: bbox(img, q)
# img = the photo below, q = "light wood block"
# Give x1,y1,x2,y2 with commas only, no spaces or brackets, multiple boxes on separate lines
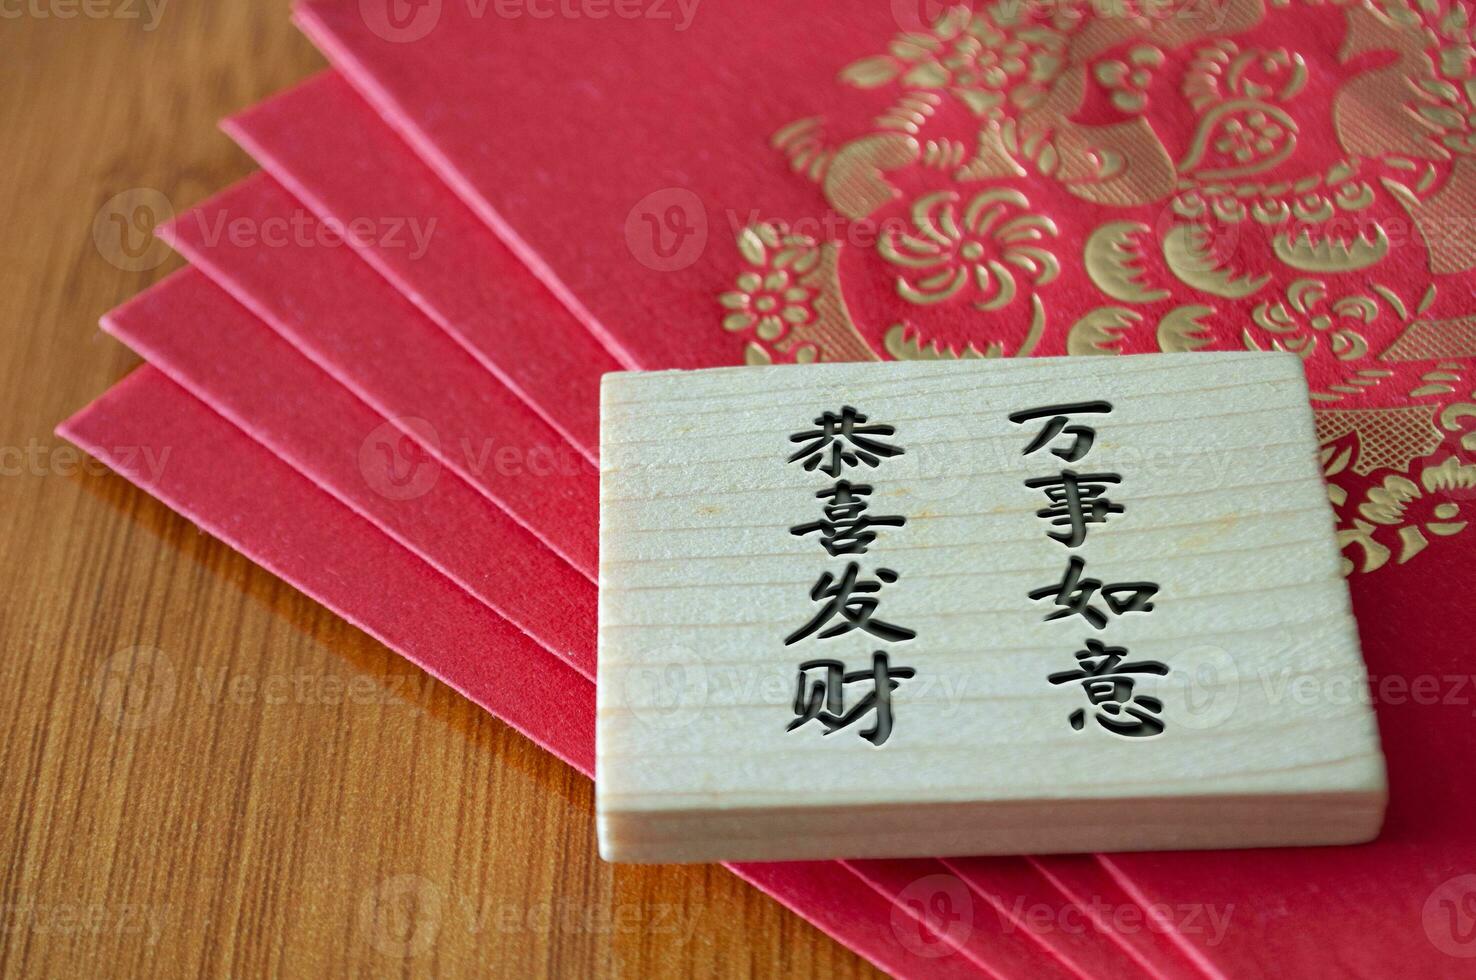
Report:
596,353,1386,864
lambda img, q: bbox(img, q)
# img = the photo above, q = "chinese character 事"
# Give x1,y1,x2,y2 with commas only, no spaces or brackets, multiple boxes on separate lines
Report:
786,407,914,746
1012,402,1168,739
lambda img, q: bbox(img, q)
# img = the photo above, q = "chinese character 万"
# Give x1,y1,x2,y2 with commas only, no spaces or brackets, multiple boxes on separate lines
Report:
790,480,907,556
785,561,917,646
1029,556,1159,629
1024,470,1125,547
787,652,916,746
789,406,905,477
1009,401,1112,463
1048,638,1168,737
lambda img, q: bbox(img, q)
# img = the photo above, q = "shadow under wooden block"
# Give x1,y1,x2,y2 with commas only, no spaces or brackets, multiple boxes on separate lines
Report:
596,353,1386,864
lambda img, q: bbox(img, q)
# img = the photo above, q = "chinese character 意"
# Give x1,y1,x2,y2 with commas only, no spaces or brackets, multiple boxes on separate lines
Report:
1009,401,1112,462
787,652,916,746
1048,638,1168,737
790,480,907,556
1024,470,1125,547
1029,555,1160,629
785,561,917,646
788,406,905,477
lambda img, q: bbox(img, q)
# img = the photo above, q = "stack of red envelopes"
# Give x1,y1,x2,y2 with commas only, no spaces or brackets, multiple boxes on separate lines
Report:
61,1,1476,975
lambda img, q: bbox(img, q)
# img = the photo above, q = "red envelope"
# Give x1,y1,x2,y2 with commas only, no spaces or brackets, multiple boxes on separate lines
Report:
61,369,999,980
107,245,1174,980
224,70,628,459
101,266,597,678
293,1,1476,972
166,171,1187,976
159,176,600,579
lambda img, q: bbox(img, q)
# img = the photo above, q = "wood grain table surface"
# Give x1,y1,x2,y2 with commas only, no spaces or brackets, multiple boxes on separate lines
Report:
0,6,882,976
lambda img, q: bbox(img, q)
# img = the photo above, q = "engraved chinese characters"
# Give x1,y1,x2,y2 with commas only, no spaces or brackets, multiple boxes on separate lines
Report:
786,407,915,746
597,356,1385,864
1011,402,1168,737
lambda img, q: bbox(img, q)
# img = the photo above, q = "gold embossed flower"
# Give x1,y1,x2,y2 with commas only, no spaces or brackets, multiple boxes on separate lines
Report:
840,5,1065,118
1350,457,1475,566
720,224,818,342
1248,279,1375,361
879,189,1059,310
1093,45,1164,113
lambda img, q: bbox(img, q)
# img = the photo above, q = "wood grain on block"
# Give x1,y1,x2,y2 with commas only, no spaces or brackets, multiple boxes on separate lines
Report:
596,353,1386,864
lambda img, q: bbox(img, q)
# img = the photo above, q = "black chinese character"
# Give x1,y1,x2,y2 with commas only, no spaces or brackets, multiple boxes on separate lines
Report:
785,562,917,645
1009,401,1112,462
789,406,905,477
1029,556,1159,629
1024,470,1124,547
1048,638,1168,738
790,481,906,556
787,652,916,746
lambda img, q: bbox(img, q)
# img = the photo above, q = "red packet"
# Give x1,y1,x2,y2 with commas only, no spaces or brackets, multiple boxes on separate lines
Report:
61,370,999,979
121,240,1163,974
159,175,600,579
102,267,596,678
296,1,1476,970
224,70,628,459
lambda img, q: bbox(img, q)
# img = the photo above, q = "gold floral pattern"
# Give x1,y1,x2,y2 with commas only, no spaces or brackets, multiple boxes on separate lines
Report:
1247,280,1378,362
720,225,818,343
879,189,1058,310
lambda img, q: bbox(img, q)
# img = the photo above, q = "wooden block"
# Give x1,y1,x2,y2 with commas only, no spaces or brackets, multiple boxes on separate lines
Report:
596,353,1386,864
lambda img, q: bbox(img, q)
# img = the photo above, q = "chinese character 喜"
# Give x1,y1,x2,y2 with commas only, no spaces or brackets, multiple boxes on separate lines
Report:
790,480,906,556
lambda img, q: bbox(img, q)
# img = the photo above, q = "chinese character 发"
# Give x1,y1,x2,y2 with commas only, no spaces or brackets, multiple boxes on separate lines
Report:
789,406,905,477
1030,556,1159,629
790,480,906,556
1048,638,1168,738
788,652,916,746
785,562,917,646
1009,401,1112,463
1024,470,1124,547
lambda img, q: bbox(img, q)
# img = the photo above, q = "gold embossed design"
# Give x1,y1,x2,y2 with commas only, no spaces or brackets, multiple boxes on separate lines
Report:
1314,405,1444,475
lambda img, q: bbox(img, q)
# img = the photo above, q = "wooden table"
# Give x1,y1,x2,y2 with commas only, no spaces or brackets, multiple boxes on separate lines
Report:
0,6,878,975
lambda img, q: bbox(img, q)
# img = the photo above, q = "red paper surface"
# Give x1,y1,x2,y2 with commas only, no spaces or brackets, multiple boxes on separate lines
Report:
102,266,597,679
292,2,1476,973
158,175,600,579
224,70,628,459
60,370,995,980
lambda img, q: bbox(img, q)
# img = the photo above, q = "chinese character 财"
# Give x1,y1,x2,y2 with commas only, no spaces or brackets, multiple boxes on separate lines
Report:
787,651,916,746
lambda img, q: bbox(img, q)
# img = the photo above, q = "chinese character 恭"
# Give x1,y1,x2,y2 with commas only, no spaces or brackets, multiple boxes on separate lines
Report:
789,406,905,477
787,651,916,746
1029,556,1159,629
1009,401,1112,463
1024,470,1125,547
1048,638,1168,737
790,480,907,556
785,561,917,645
